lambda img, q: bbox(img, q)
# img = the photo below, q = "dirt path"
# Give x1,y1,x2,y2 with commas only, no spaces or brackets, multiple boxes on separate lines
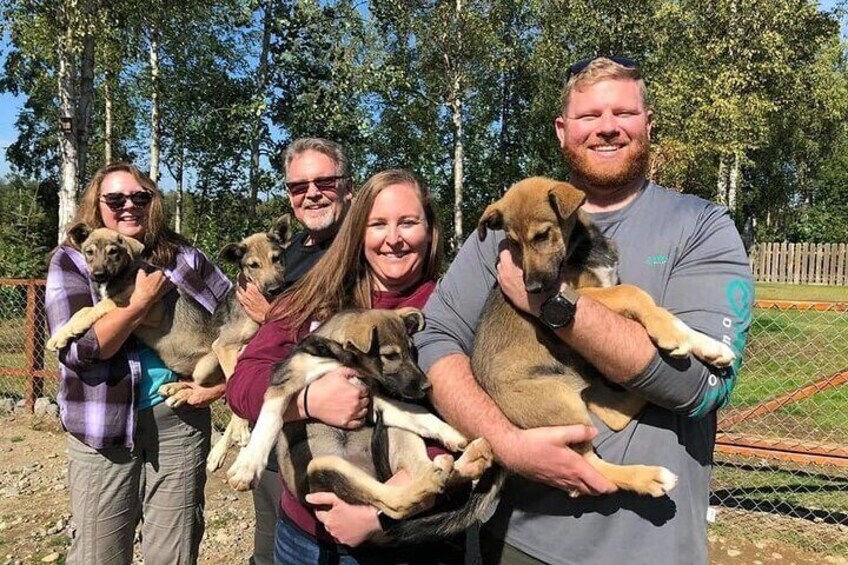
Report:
0,413,844,565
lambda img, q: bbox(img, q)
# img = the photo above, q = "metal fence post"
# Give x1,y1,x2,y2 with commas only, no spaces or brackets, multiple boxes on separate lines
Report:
24,280,45,411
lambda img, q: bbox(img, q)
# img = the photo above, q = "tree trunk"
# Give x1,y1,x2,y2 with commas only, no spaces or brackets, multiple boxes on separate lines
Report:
452,95,464,249
716,154,729,206
728,151,741,214
104,71,113,163
175,146,185,233
248,0,273,218
450,0,464,250
56,1,79,243
149,26,161,183
77,32,95,185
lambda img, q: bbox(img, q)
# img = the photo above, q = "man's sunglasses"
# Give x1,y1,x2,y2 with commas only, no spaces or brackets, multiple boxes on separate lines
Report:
565,56,638,83
100,191,154,211
285,175,348,197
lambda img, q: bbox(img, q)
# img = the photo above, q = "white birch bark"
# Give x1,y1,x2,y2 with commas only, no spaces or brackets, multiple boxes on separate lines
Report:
149,27,161,183
104,72,113,163
56,0,79,243
716,154,729,206
249,0,273,217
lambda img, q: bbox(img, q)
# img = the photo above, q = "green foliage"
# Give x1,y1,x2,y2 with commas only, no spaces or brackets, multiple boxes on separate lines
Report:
0,176,57,277
1,0,848,273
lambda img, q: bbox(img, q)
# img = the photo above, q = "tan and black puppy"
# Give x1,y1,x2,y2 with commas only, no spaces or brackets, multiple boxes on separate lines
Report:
226,308,493,544
46,216,293,472
473,176,735,496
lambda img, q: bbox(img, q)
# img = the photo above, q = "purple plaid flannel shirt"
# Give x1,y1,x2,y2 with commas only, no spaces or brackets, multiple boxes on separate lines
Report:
45,245,231,450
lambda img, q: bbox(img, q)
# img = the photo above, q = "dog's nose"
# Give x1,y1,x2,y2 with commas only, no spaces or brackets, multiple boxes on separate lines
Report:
264,284,282,297
524,280,544,294
91,270,108,283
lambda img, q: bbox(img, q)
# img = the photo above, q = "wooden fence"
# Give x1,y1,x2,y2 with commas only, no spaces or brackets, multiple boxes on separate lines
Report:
751,242,848,285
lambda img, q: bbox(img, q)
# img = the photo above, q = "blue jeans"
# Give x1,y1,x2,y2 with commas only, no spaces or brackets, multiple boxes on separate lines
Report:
274,517,465,565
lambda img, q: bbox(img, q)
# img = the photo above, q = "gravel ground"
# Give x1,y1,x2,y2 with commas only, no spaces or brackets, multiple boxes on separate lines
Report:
0,412,845,565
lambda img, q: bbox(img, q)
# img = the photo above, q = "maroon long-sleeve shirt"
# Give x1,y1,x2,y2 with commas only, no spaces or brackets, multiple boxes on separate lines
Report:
226,280,438,540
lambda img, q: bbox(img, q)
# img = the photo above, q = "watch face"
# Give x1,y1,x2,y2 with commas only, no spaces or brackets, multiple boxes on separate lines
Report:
540,293,577,328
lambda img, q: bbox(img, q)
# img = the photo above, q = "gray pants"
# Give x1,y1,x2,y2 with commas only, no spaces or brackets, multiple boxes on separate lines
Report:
250,466,282,565
66,402,211,565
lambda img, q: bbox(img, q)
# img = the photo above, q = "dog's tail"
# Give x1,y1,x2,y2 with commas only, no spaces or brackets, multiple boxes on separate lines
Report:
378,465,506,546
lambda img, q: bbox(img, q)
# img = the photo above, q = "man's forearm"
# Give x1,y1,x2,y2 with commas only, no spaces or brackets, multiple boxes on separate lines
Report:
427,353,519,457
556,296,655,384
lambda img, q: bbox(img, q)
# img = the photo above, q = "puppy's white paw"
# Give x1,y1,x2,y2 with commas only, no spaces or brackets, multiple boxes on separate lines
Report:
654,468,679,496
206,439,229,473
46,333,68,352
226,452,263,491
675,321,736,368
436,427,468,452
233,419,251,447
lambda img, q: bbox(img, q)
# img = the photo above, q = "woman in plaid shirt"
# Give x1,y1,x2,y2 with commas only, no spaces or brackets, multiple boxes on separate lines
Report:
45,162,231,565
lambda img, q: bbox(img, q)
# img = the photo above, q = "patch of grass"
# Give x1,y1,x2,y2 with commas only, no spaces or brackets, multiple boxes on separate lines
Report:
9,435,23,443
727,306,848,437
207,509,236,529
755,283,848,302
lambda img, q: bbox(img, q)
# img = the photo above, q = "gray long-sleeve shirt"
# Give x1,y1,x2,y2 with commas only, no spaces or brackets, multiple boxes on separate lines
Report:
415,183,754,565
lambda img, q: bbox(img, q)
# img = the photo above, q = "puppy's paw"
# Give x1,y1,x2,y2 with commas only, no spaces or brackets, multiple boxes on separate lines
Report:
158,382,190,397
159,382,194,407
436,427,468,452
206,439,229,473
226,453,263,491
683,325,736,368
632,466,678,498
232,418,251,447
452,438,494,480
46,333,69,352
382,456,455,519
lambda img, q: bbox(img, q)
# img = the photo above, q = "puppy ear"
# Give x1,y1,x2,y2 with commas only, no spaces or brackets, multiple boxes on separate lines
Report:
395,307,425,335
219,243,245,264
67,222,92,248
118,234,145,257
344,325,379,356
547,182,586,222
270,214,292,246
477,202,504,240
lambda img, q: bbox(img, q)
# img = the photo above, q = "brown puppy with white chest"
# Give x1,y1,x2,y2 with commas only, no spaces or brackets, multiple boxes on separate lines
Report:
472,176,735,496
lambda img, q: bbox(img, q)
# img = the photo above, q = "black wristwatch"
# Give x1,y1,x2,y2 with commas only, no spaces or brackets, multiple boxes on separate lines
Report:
538,286,580,329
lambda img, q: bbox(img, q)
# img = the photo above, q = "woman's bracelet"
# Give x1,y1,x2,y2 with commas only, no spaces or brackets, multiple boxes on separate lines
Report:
303,383,312,419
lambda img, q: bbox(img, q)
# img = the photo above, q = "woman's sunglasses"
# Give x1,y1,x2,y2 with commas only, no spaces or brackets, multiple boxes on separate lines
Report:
565,56,638,83
100,191,154,211
285,175,348,197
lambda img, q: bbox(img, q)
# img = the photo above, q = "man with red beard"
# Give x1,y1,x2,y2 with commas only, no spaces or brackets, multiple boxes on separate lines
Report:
416,58,754,564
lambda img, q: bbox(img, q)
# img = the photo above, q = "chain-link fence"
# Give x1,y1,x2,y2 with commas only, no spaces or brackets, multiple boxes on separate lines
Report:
0,279,231,428
2,280,847,552
712,300,848,554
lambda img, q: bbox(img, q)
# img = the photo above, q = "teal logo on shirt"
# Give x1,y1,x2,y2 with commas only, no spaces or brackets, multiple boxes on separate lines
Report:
645,255,668,265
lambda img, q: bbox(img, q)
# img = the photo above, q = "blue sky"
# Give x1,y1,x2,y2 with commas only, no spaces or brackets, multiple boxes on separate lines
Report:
1,1,846,180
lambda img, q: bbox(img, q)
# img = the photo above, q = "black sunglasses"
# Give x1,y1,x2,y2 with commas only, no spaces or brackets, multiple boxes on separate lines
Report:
565,56,638,83
100,191,154,211
285,175,348,197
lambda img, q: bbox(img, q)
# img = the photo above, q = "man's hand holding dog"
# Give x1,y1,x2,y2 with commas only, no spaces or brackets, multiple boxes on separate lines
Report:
496,244,546,317
300,368,371,429
496,425,617,496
